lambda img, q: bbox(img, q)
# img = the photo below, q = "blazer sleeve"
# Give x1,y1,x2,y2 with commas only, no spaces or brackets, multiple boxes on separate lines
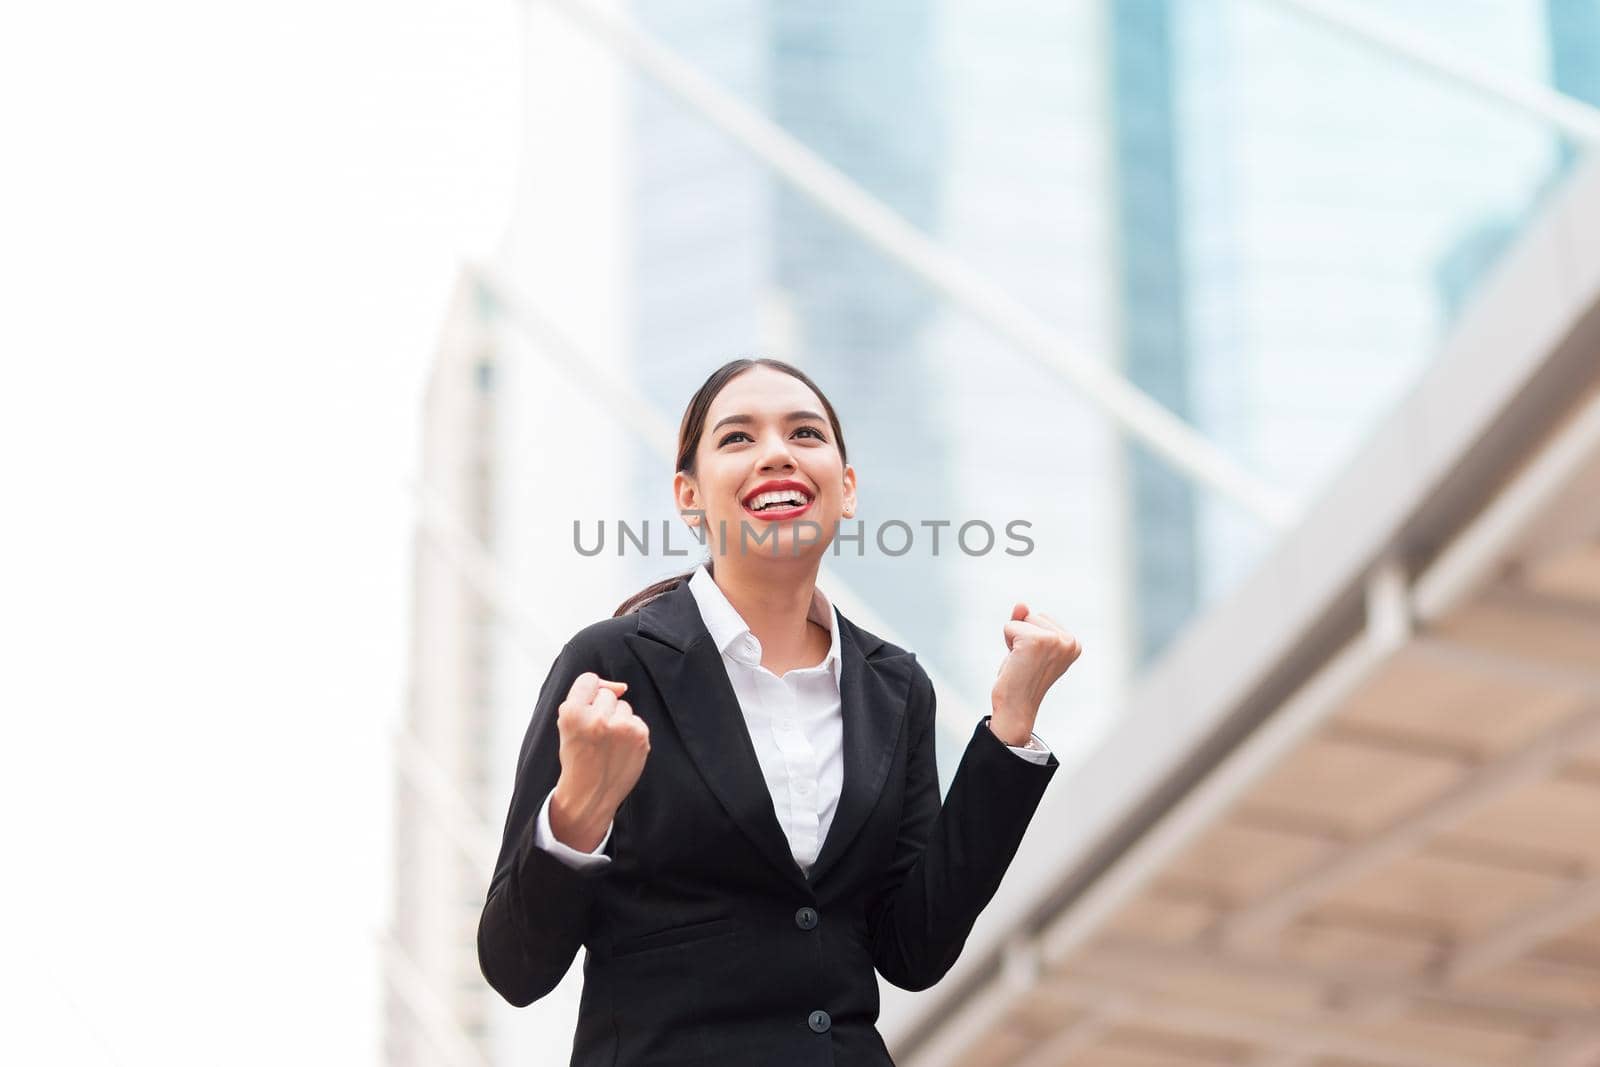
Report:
478,640,615,1007
866,664,1059,992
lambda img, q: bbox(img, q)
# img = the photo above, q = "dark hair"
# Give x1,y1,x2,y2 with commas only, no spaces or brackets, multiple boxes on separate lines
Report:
612,357,848,617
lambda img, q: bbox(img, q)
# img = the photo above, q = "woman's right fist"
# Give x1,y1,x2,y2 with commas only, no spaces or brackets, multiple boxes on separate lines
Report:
549,672,651,852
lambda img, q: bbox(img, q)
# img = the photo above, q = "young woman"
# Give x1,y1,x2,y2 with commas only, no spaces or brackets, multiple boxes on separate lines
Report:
478,357,1081,1066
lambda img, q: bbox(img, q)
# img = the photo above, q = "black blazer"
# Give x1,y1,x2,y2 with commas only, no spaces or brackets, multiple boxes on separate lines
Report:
478,579,1059,1066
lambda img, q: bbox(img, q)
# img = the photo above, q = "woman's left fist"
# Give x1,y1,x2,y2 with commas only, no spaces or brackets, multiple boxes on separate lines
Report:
990,602,1082,744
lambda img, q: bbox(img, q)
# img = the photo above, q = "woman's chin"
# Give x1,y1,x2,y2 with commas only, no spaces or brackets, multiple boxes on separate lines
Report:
712,512,836,562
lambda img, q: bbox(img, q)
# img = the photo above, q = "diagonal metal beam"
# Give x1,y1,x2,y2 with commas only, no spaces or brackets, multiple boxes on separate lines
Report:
1411,389,1600,626
1081,937,1600,1029
1446,874,1600,982
1079,939,1600,1067
1222,695,1600,946
1409,633,1600,698
1008,1002,1128,1067
527,0,1295,528
1250,0,1600,143
1040,971,1509,1067
1539,1025,1600,1067
1256,875,1600,1067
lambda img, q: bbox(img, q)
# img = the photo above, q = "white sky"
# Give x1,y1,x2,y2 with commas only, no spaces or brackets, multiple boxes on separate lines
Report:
0,2,520,1062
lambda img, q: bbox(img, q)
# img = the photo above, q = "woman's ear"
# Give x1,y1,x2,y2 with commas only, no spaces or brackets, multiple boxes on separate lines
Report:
841,465,857,518
673,471,701,525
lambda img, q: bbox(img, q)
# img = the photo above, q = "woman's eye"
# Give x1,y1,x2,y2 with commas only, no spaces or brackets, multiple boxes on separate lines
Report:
718,427,825,447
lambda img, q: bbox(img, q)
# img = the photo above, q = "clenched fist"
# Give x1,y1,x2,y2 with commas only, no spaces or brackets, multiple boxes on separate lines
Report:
549,672,652,853
990,602,1082,746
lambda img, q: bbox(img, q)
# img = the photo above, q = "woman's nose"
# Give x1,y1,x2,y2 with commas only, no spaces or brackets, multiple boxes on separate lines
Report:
757,434,797,472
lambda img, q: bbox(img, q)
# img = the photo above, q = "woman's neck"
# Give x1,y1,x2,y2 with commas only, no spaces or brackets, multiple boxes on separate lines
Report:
710,556,828,672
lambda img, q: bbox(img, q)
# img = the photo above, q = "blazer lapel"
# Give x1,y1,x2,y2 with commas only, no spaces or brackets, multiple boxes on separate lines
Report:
806,617,913,888
624,582,804,892
621,579,915,895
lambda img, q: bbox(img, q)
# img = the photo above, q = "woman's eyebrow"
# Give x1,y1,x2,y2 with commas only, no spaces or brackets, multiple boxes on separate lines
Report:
710,410,826,433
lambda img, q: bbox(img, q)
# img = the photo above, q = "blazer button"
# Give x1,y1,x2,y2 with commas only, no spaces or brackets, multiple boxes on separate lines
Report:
794,906,818,931
808,1009,831,1034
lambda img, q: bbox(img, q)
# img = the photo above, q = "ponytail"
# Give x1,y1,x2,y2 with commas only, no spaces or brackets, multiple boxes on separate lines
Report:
613,562,708,617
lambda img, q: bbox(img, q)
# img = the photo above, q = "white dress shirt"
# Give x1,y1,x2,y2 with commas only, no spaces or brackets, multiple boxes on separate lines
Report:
534,563,1052,871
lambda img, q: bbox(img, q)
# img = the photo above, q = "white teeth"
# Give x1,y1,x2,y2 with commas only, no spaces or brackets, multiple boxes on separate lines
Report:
746,489,811,511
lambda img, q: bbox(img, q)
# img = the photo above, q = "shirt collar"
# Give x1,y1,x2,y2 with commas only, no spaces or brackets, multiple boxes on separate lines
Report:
687,562,842,688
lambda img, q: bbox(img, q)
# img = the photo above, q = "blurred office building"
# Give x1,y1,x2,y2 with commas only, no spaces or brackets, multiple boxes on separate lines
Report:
386,2,1600,1065
384,276,506,1067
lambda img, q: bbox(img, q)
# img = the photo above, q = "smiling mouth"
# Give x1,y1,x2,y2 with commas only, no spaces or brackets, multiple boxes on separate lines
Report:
742,490,815,518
